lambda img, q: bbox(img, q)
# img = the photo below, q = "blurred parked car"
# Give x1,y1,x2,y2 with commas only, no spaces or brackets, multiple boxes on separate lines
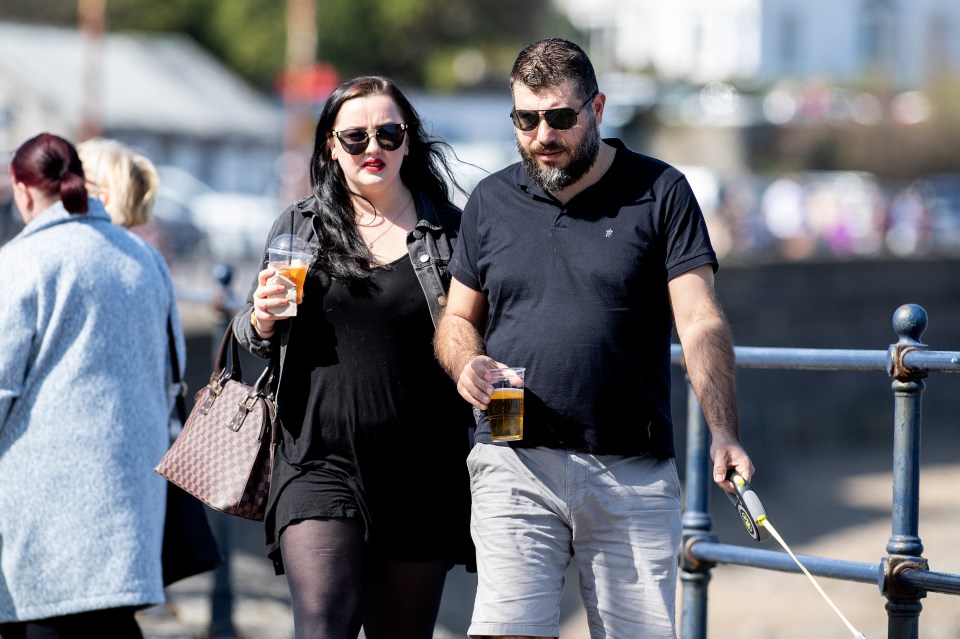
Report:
188,191,279,263
155,165,279,266
149,184,212,265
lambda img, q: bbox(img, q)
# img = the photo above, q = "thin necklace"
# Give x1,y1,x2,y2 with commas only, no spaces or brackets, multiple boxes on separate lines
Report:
363,197,413,249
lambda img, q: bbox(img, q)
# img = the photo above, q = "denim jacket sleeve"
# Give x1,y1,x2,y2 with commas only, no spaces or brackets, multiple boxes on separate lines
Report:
407,191,461,327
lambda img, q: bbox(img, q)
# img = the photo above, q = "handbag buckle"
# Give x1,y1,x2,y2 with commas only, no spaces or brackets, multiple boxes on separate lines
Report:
228,394,259,431
198,387,218,415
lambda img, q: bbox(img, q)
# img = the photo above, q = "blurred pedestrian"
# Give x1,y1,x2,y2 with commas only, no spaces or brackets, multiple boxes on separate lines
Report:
78,137,159,229
77,137,174,263
434,38,754,638
0,132,183,638
232,76,475,639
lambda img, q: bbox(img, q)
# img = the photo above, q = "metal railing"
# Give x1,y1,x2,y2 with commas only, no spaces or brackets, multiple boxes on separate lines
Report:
677,303,960,639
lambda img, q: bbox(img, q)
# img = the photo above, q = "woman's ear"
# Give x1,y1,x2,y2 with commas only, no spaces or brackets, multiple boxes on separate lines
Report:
12,180,34,221
326,133,337,161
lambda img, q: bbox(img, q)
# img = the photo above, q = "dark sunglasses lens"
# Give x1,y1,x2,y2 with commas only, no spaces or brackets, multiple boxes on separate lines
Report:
511,108,579,131
375,124,406,150
338,130,369,154
544,108,578,130
511,110,539,131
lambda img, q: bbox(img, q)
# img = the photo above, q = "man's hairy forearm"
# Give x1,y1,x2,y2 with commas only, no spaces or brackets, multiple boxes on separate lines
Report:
681,315,740,442
434,313,486,381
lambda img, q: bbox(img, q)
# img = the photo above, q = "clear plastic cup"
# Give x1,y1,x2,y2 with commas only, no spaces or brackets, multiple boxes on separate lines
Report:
487,367,525,442
266,234,315,316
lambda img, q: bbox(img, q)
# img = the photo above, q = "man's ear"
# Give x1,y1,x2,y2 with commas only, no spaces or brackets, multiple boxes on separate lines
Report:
592,91,607,128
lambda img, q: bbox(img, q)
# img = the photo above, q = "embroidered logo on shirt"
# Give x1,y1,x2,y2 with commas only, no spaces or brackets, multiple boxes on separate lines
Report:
605,228,614,238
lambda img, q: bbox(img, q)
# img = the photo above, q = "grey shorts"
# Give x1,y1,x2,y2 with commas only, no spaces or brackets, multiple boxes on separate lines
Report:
465,444,682,639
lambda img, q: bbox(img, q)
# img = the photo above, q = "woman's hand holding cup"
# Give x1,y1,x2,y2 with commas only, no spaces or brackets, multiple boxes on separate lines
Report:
251,266,291,337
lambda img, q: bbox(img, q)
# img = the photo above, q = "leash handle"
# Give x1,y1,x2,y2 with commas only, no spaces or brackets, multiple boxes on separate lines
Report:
725,470,771,542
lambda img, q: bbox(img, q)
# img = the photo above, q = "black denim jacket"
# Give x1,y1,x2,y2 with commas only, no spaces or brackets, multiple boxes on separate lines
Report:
232,190,460,394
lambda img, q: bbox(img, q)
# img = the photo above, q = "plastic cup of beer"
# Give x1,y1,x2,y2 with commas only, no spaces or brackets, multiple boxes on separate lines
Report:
266,234,315,317
487,367,525,442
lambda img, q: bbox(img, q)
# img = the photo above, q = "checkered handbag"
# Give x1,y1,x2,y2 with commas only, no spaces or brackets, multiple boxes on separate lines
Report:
155,323,277,521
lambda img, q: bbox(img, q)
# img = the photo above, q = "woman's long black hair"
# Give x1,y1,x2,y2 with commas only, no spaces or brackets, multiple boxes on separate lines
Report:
308,75,462,280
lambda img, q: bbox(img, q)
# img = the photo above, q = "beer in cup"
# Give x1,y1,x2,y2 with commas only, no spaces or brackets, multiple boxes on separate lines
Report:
266,234,315,317
487,367,525,442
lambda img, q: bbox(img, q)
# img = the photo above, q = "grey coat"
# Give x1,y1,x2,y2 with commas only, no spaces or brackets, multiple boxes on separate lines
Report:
0,199,185,621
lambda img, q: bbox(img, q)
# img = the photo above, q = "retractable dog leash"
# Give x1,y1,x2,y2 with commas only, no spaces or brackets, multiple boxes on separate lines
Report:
725,471,869,639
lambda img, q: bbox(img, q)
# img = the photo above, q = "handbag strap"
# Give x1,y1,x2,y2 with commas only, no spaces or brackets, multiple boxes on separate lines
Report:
167,317,187,424
209,321,241,387
209,320,276,397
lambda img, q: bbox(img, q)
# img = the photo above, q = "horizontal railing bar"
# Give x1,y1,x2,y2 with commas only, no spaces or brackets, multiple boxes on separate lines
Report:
671,344,887,371
691,543,960,597
898,568,960,596
734,347,888,370
901,349,960,374
671,345,960,374
690,541,879,584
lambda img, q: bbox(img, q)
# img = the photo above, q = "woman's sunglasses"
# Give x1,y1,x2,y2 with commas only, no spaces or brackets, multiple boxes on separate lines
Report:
331,124,408,155
509,91,598,132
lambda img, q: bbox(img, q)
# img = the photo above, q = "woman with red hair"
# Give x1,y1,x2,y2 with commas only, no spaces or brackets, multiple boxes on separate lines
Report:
0,132,183,638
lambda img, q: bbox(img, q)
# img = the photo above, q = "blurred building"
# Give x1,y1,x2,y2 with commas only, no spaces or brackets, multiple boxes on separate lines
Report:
556,0,960,89
0,21,283,196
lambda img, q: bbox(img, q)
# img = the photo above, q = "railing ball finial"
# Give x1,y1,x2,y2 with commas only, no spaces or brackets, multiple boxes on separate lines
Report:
892,304,927,346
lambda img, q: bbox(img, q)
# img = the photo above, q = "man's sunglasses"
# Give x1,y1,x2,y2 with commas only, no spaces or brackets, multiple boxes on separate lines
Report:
331,123,408,155
509,91,598,132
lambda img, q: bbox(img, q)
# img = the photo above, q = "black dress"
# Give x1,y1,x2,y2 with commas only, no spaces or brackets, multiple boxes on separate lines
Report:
265,255,474,574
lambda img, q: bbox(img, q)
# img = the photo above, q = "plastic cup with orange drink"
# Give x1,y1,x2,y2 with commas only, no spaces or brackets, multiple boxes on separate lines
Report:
266,234,315,317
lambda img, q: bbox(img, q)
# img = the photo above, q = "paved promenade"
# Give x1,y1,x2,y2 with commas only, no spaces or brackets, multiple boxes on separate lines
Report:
139,448,960,639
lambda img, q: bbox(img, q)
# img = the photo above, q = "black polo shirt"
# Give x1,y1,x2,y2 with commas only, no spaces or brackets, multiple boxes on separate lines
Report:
449,139,717,457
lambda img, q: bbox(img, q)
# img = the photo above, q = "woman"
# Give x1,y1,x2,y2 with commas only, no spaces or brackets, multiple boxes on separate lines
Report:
0,133,181,638
232,76,474,639
77,137,159,230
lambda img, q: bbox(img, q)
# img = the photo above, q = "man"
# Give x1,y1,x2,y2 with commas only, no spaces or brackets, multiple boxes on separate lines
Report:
434,38,754,639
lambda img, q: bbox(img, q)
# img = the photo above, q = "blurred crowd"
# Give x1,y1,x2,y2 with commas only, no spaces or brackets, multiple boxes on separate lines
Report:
689,170,960,263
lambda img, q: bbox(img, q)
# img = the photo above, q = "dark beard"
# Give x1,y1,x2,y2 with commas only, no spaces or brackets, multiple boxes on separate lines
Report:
518,124,601,192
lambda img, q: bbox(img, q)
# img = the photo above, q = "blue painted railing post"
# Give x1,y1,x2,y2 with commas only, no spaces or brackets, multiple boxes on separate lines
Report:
679,375,715,639
208,263,238,639
883,304,930,639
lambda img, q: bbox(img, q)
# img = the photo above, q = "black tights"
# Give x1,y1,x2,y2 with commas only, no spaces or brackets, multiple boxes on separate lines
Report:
0,607,144,639
280,517,448,639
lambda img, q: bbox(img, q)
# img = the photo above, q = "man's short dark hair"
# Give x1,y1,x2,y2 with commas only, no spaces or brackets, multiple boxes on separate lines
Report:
510,38,599,103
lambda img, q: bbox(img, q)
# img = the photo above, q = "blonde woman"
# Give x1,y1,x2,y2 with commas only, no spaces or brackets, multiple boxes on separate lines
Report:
78,138,159,229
